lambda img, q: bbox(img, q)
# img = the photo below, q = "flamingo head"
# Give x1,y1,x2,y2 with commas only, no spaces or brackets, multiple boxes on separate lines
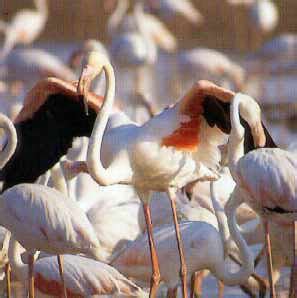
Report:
235,93,266,148
77,51,109,115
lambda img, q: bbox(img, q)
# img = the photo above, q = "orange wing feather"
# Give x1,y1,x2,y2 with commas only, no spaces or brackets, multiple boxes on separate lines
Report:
162,86,204,151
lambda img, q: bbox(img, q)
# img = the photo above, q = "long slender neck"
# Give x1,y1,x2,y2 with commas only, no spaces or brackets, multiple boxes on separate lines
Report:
87,63,120,185
214,189,254,285
210,180,230,257
0,114,17,169
228,95,244,182
50,162,70,198
34,0,48,18
107,0,129,35
8,235,27,282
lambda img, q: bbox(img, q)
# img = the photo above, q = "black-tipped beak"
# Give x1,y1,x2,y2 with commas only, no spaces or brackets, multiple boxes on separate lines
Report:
77,65,96,116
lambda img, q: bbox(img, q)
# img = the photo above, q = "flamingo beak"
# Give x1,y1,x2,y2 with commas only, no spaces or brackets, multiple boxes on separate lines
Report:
77,65,96,116
251,121,266,148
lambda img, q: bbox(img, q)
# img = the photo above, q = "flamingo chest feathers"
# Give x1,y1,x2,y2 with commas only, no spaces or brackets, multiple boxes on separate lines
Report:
161,92,204,152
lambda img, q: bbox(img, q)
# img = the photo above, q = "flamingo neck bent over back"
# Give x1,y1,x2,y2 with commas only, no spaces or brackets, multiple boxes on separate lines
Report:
228,93,266,183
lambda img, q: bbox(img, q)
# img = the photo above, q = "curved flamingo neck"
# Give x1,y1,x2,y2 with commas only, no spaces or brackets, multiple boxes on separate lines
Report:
215,189,254,285
228,94,245,182
0,114,17,169
87,62,124,186
210,180,230,257
50,162,70,198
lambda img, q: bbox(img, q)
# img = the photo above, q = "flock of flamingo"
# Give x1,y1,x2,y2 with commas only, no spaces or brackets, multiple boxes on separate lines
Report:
0,0,296,297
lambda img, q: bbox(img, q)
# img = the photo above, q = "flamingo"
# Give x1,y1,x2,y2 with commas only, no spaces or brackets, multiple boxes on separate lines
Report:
0,183,107,298
2,48,76,90
249,0,279,35
147,0,204,25
0,74,107,191
109,0,176,122
224,92,297,297
75,49,263,298
8,238,144,297
69,39,109,71
176,48,246,95
0,112,107,298
0,0,48,60
247,34,297,61
184,166,258,225
112,209,254,297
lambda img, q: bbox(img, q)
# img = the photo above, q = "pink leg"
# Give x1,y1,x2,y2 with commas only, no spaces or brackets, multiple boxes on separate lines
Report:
289,221,297,298
191,271,203,298
167,287,178,298
28,254,35,298
218,280,224,298
264,220,276,298
57,255,67,298
5,263,11,298
143,203,161,298
167,188,188,298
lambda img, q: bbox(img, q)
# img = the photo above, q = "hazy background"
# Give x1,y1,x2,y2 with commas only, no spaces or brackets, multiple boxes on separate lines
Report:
1,0,296,51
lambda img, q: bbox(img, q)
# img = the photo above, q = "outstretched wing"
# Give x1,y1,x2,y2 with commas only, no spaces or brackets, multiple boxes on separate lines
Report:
0,78,103,191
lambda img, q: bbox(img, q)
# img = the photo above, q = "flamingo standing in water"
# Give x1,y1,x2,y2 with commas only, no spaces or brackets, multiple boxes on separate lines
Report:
74,49,259,298
0,0,48,59
8,238,143,297
225,92,297,297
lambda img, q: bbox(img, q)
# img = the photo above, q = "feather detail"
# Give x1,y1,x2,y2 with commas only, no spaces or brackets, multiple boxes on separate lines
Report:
161,80,234,151
14,78,104,123
161,85,204,151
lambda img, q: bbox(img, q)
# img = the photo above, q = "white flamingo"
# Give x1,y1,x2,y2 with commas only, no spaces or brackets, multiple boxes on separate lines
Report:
1,48,76,96
0,113,107,297
249,0,279,35
75,49,255,297
176,48,246,95
112,208,254,298
224,92,297,297
8,238,144,298
109,0,176,122
0,0,48,60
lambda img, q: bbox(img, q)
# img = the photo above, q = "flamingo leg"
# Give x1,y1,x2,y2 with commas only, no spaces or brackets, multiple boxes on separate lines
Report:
167,188,188,298
142,202,161,298
28,254,35,298
57,255,68,298
5,263,11,298
167,287,178,298
190,271,203,298
289,221,297,298
263,220,276,298
218,280,224,298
